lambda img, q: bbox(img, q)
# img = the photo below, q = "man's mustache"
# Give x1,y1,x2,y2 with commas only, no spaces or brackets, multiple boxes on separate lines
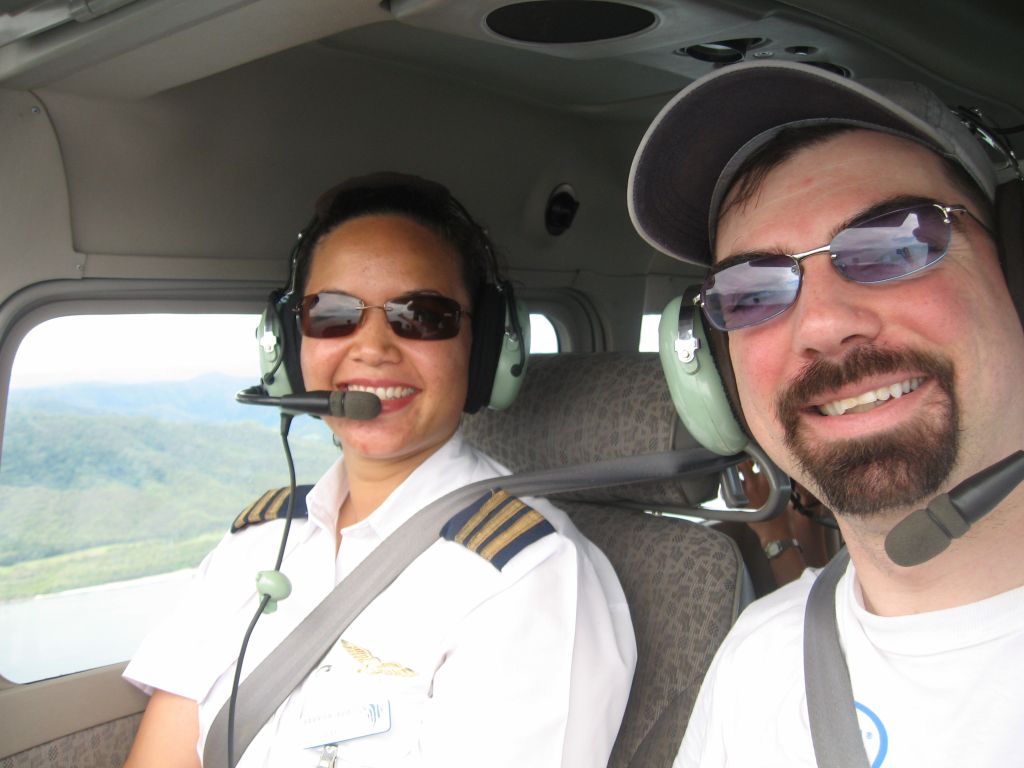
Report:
776,346,955,429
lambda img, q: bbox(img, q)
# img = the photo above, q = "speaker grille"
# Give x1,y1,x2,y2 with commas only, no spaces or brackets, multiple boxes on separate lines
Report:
486,1,656,44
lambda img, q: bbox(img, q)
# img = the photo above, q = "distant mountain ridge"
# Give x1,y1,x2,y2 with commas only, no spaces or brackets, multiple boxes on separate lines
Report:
8,373,276,425
7,373,340,439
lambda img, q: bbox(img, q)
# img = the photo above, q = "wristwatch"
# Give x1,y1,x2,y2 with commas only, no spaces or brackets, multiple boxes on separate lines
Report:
763,538,802,560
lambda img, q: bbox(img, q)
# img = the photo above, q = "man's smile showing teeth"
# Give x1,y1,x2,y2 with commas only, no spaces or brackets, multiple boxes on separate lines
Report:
348,384,417,400
817,377,923,416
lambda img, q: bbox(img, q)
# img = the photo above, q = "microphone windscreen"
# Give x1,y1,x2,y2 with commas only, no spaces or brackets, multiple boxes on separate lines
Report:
884,509,952,567
331,390,382,420
886,452,1024,567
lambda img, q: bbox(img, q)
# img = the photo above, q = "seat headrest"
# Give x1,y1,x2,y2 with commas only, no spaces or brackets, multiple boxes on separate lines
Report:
461,352,719,509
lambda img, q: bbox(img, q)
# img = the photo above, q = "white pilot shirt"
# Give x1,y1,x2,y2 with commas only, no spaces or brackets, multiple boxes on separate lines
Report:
124,431,636,767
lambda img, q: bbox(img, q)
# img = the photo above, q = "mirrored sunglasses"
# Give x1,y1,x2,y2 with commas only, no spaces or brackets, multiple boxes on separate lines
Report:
297,291,467,340
700,202,972,332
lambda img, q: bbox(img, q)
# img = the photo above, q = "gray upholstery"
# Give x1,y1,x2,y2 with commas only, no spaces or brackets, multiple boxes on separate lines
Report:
2,714,141,768
463,352,719,509
567,504,743,767
463,352,746,768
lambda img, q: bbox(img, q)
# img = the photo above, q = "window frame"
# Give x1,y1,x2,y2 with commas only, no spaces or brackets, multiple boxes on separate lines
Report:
0,280,274,687
516,287,606,353
0,283,280,759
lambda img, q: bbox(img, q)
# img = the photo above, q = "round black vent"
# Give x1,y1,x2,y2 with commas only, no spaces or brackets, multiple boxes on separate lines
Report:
545,184,579,236
801,61,852,78
486,1,656,44
678,38,765,63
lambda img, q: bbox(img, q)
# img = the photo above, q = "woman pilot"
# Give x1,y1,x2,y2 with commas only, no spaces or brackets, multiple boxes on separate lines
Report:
123,173,636,767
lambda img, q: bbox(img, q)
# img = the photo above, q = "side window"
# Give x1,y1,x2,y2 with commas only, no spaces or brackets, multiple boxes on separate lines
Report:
529,313,559,354
639,313,660,352
0,314,339,683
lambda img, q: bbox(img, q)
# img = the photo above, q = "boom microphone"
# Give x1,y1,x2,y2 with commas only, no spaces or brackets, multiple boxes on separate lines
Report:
236,386,381,419
884,450,1024,567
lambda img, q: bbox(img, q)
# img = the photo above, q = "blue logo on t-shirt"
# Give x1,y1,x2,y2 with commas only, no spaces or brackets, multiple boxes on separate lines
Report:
855,702,889,767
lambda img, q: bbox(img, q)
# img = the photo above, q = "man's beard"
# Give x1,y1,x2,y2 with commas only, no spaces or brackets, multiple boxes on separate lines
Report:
776,346,959,516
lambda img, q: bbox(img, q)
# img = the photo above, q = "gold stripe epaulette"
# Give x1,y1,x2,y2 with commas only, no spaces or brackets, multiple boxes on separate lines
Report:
230,485,312,533
441,489,555,570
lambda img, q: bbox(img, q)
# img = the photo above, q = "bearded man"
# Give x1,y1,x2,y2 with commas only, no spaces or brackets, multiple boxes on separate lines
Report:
629,61,1024,767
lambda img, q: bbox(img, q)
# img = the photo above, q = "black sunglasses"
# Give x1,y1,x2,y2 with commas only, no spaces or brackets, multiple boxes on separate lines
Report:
699,202,976,332
297,291,468,341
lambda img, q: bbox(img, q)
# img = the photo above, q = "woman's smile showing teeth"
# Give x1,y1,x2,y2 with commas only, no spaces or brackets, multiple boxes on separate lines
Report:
817,377,923,416
347,383,418,401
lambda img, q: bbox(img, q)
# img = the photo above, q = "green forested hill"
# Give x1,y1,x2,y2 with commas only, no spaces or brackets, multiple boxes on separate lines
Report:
0,379,340,599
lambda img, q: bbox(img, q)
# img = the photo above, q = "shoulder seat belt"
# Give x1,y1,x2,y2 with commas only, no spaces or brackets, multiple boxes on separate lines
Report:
204,447,741,767
803,548,870,767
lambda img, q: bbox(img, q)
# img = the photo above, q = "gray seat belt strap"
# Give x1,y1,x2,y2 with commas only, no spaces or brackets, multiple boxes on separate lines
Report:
205,447,733,767
803,548,870,767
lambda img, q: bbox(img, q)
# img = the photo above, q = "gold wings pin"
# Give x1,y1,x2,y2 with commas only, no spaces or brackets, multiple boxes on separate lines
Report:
341,639,416,677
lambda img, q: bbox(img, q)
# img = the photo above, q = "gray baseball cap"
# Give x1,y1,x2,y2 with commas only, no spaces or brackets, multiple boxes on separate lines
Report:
627,61,997,267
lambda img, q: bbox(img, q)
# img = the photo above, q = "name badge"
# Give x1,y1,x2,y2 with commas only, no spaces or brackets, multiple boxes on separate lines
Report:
301,699,392,748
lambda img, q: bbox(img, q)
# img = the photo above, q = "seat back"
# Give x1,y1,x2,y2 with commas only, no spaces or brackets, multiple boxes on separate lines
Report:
462,352,747,768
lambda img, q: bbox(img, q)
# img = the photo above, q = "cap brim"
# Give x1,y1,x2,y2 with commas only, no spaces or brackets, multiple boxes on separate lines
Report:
627,61,991,266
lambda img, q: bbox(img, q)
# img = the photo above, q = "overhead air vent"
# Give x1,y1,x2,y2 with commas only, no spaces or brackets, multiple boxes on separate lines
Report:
785,44,817,56
545,184,579,236
485,1,656,44
676,38,764,64
801,60,851,77
677,38,850,77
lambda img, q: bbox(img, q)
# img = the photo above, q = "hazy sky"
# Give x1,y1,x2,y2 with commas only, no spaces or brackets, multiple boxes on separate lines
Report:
9,312,574,389
10,314,260,389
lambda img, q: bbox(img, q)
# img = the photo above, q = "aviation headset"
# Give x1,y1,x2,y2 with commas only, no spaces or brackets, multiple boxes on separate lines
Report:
257,172,529,414
629,62,1024,458
658,289,748,455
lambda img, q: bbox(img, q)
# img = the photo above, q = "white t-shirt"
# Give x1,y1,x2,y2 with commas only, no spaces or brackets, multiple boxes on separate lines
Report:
675,561,1024,767
125,431,636,768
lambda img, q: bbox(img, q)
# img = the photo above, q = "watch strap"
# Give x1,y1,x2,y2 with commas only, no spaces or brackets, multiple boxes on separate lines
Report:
764,537,801,559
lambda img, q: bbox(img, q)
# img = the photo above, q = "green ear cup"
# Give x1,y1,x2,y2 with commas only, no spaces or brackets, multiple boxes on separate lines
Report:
658,295,747,455
257,304,294,397
488,300,530,411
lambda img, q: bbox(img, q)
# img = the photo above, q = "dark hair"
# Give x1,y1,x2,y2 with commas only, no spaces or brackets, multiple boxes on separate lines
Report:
718,124,995,234
290,173,501,308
